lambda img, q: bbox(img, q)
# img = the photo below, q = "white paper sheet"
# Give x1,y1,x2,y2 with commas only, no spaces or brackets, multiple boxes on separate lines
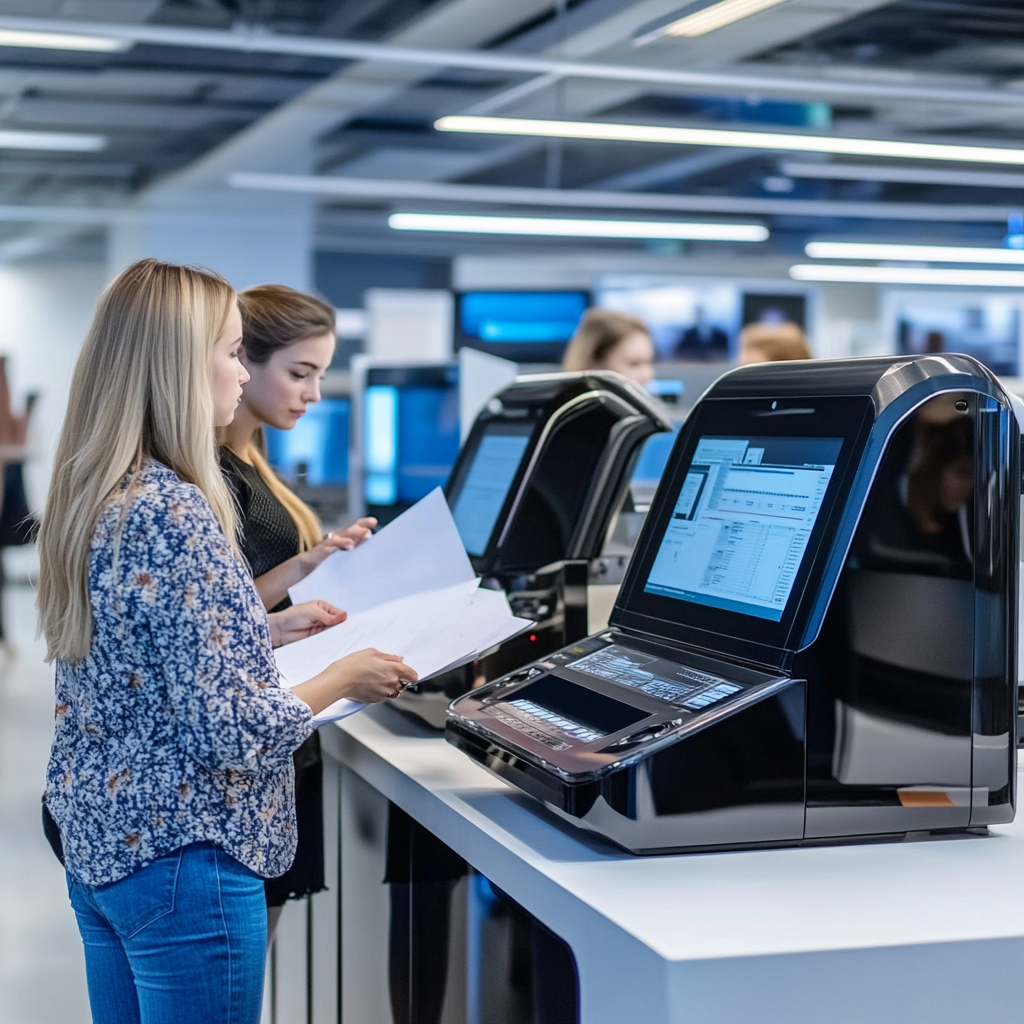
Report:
279,488,530,726
288,487,474,615
277,581,530,725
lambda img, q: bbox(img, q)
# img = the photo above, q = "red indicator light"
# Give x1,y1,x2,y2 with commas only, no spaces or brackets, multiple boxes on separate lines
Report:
530,634,537,641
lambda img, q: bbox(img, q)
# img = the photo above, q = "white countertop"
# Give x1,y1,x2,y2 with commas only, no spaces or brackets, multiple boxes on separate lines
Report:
327,704,1024,1024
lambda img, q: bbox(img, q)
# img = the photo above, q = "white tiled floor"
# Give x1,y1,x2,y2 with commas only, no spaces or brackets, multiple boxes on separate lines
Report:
0,581,90,1024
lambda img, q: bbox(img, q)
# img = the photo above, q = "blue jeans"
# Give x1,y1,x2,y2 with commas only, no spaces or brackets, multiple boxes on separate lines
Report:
67,842,267,1024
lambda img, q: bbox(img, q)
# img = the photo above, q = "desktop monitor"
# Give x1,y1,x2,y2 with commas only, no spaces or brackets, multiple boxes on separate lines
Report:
357,363,461,523
264,397,350,487
455,291,589,363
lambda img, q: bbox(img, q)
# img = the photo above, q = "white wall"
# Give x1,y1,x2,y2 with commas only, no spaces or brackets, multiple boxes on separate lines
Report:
0,257,107,511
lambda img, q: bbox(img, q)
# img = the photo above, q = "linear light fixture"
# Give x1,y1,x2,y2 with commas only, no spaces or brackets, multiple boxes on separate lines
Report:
805,241,1024,264
435,115,1024,167
658,0,788,40
0,28,129,52
388,212,768,241
0,130,105,152
790,264,1024,287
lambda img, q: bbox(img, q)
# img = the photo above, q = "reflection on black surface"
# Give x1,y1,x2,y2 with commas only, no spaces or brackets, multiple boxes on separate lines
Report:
493,403,618,573
804,394,977,833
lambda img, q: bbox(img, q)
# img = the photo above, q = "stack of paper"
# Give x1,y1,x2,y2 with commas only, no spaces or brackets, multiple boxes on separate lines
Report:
276,488,531,724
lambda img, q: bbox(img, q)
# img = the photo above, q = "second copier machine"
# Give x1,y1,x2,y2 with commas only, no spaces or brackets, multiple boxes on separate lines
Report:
398,370,672,727
448,355,1021,853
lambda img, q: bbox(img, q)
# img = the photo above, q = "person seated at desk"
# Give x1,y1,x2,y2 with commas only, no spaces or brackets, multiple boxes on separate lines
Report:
674,305,729,362
562,308,654,386
738,321,812,364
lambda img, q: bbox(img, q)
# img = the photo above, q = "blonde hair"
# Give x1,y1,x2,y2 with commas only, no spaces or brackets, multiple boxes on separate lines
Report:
37,258,238,663
739,321,812,362
227,284,336,551
562,309,650,372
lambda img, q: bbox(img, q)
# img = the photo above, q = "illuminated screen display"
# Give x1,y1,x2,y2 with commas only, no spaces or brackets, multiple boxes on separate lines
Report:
644,435,842,621
452,429,531,556
459,291,587,344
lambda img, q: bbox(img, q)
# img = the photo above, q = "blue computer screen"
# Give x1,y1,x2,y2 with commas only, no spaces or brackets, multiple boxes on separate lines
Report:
265,397,349,486
364,370,461,508
452,429,532,556
459,292,588,344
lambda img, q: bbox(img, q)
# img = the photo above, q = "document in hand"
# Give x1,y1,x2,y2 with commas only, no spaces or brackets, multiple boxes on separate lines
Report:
277,488,531,724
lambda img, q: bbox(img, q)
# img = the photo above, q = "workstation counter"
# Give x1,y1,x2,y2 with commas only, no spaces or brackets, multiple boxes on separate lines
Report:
323,704,1024,1024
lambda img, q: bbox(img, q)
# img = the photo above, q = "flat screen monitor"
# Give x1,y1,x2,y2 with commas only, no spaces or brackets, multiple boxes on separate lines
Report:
618,394,873,653
643,435,842,622
265,397,349,486
363,365,460,520
456,291,589,363
450,424,532,556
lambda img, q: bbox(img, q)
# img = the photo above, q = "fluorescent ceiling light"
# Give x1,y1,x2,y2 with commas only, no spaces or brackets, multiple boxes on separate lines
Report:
805,241,1024,264
790,264,1024,287
435,115,1024,167
661,0,789,38
0,28,129,52
388,212,768,241
0,130,105,152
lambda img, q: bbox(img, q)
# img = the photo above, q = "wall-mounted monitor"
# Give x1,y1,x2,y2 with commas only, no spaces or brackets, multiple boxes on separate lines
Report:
455,290,589,363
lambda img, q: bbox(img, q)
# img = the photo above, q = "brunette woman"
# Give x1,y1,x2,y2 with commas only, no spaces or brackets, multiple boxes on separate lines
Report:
39,260,416,1024
561,308,655,386
218,283,374,930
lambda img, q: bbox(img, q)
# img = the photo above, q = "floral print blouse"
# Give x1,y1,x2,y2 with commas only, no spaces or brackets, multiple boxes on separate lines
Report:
46,460,314,887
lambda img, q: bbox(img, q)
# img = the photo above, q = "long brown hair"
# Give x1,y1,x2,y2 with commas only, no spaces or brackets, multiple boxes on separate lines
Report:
562,309,650,372
38,259,237,662
232,284,336,551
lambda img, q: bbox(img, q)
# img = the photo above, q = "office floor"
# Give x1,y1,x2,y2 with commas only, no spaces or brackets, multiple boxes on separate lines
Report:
0,577,90,1024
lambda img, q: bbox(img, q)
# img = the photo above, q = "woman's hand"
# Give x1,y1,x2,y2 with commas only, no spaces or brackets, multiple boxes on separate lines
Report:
299,517,378,573
332,648,418,703
290,648,418,714
268,600,346,647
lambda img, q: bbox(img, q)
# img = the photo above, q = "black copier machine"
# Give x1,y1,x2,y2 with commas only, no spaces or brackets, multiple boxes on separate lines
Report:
447,355,1022,853
398,371,672,728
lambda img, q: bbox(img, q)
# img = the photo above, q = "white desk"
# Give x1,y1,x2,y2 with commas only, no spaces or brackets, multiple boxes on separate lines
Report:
323,704,1024,1024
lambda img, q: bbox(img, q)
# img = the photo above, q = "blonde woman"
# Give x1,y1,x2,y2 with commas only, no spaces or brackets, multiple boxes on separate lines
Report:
737,321,812,364
38,259,416,1024
561,308,655,386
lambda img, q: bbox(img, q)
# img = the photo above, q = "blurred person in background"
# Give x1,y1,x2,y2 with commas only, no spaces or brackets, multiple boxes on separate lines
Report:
0,357,35,656
39,259,415,1024
738,321,812,364
218,283,377,937
562,308,655,386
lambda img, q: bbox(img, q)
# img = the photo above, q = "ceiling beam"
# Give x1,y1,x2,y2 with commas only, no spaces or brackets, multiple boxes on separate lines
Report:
1,14,1024,109
780,161,1024,191
228,171,1018,222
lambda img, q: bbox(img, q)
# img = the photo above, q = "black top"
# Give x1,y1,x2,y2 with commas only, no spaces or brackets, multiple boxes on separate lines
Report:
220,447,301,611
219,445,325,905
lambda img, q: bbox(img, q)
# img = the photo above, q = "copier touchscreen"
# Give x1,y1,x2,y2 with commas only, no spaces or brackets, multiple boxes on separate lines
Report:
644,435,843,621
452,428,531,556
